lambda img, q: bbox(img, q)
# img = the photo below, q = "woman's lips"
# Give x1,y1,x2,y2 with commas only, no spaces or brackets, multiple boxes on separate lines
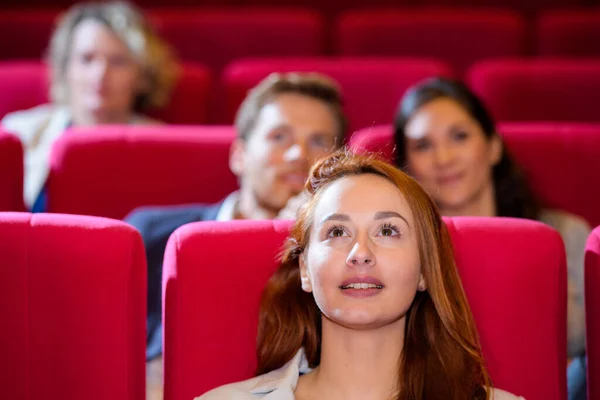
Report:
281,173,308,189
436,172,464,186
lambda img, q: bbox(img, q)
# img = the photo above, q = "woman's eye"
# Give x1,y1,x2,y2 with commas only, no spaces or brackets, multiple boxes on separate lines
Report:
453,131,469,141
327,226,346,238
413,139,431,151
379,223,400,237
382,227,394,236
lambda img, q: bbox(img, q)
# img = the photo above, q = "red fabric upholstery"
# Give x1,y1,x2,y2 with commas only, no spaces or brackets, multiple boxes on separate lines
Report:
148,62,212,124
536,10,600,57
335,9,526,76
47,125,237,220
467,59,600,122
221,57,453,133
0,10,58,60
163,218,566,400
0,212,146,400
349,123,600,227
0,62,49,119
416,0,581,18
0,131,25,211
0,61,211,124
586,226,600,400
149,8,325,73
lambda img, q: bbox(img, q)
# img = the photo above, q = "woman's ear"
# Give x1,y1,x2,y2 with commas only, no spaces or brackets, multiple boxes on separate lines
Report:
229,139,246,177
417,274,427,292
489,134,503,167
299,255,313,293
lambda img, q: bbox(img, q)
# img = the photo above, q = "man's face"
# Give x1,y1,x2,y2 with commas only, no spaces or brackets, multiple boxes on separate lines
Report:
231,92,341,214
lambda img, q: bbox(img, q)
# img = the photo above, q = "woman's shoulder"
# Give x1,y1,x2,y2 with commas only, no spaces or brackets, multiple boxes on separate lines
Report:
2,104,57,127
539,209,591,239
131,113,162,125
194,375,264,399
490,387,526,400
1,104,68,142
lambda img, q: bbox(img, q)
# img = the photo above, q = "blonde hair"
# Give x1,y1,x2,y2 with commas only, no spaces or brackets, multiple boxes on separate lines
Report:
234,72,347,143
48,1,179,111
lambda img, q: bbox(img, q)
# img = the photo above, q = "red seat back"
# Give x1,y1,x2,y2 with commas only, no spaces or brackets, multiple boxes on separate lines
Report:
149,8,324,73
221,57,453,133
335,9,526,75
0,212,146,400
47,125,237,219
417,0,582,18
0,10,58,60
586,226,600,400
350,123,600,227
0,62,49,119
147,62,212,124
467,59,600,122
0,130,25,211
0,61,212,124
537,10,600,57
163,218,566,400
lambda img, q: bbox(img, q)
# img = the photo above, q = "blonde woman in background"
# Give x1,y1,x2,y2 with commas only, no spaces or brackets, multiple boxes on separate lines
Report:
1,1,178,212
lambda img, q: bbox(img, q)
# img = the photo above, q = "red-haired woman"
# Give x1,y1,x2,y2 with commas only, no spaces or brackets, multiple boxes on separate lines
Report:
198,151,524,400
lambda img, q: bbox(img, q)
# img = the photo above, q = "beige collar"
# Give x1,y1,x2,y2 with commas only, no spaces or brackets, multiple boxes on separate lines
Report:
249,349,312,398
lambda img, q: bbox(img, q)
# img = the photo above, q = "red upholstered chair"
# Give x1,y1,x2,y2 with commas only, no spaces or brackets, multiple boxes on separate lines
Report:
0,61,212,124
47,125,237,220
467,59,600,122
586,226,600,400
0,212,146,400
335,9,526,76
163,218,566,400
149,8,325,73
0,10,58,60
349,123,600,227
536,10,600,57
147,62,212,124
0,62,49,119
0,131,25,211
221,58,453,133
416,0,580,18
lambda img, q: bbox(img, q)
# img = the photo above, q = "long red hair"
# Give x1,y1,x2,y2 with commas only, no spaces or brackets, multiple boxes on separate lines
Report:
257,151,491,400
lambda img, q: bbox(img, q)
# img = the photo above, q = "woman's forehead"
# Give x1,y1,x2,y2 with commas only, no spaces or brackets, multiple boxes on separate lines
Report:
311,174,414,224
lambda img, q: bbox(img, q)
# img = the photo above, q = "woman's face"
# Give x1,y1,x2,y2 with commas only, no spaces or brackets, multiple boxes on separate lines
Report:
404,98,501,214
300,174,424,330
66,18,142,124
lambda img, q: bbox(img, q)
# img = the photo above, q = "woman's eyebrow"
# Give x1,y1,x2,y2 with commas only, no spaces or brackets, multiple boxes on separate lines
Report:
374,211,410,227
319,213,350,227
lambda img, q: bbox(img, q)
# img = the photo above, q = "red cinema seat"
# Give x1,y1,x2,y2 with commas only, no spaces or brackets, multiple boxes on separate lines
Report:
335,9,526,76
0,62,49,119
537,10,600,57
416,0,581,18
221,57,453,133
47,125,237,220
0,10,59,60
349,123,600,227
0,212,146,400
586,226,600,400
163,218,566,400
149,8,325,73
147,62,212,124
0,131,25,211
0,61,212,124
467,59,600,122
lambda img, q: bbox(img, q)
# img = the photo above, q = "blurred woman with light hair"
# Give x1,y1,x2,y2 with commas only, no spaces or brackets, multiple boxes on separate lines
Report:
1,1,178,211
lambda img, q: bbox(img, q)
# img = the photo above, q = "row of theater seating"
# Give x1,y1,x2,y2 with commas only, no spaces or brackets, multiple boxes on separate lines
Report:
4,0,600,17
2,212,600,400
3,58,600,128
1,8,600,73
1,122,599,227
